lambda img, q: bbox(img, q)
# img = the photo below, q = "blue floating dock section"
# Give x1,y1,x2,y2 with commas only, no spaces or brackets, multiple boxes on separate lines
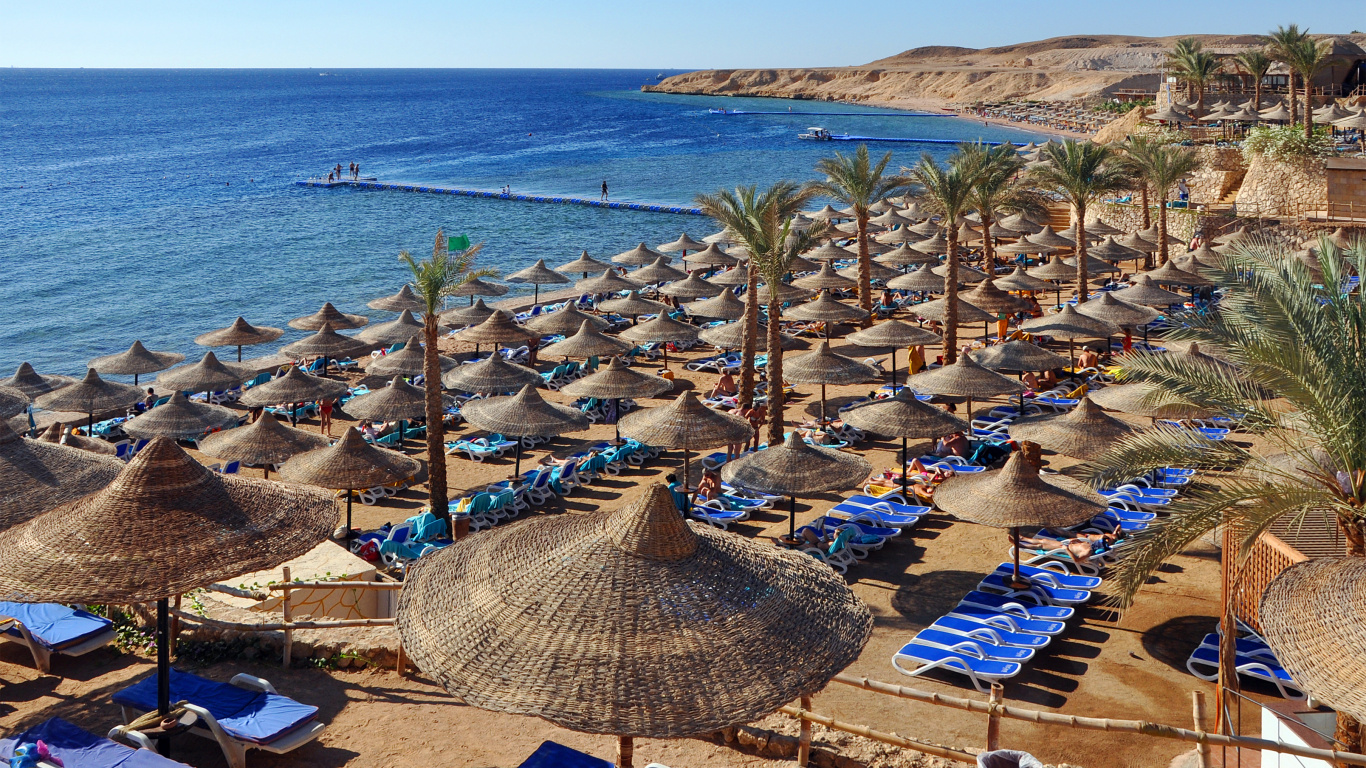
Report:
294,179,705,216
826,135,1006,145
710,110,951,117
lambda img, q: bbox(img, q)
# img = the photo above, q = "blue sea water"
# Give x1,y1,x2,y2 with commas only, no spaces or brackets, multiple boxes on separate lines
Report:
1,68,1044,377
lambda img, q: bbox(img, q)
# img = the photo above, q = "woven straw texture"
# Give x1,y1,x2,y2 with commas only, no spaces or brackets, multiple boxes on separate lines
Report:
612,243,668,266
994,267,1056,294
123,392,241,441
847,319,941,348
697,321,802,351
628,257,689,286
1026,258,1077,281
541,321,634,359
55,428,119,456
970,341,1069,372
524,304,610,336
367,284,427,313
908,297,995,325
357,310,426,345
618,391,753,450
456,311,537,346
684,290,746,320
4,364,74,399
194,317,285,348
507,259,571,286
838,261,902,282
721,431,871,496
459,384,589,438
619,313,700,344
196,412,332,467
236,366,349,407
281,324,373,359
1113,233,1158,255
1260,557,1366,721
577,269,639,295
1007,397,1139,459
784,293,871,324
1027,226,1075,248
1088,382,1212,419
962,281,1030,314
439,299,496,328
934,452,1106,529
598,290,670,317
1077,293,1160,328
288,302,369,331
442,355,542,393
556,251,612,275
0,438,335,603
840,389,971,438
931,263,990,284
1020,306,1118,339
366,337,460,378
156,352,250,394
90,341,184,376
783,342,879,386
0,387,31,420
1146,260,1211,287
876,245,938,267
995,240,1056,255
658,272,724,299
448,278,508,299
1060,254,1120,275
793,264,856,291
906,355,1026,398
0,420,122,531
805,242,857,262
707,265,751,287
279,427,421,490
999,213,1043,235
682,244,739,267
886,266,946,292
756,282,814,303
658,233,708,252
560,358,673,400
397,482,872,737
35,369,144,415
1083,218,1122,236
1089,236,1145,262
343,377,430,421
1113,275,1186,307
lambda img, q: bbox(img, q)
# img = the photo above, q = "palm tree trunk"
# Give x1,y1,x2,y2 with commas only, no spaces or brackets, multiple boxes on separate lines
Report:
1253,79,1262,110
1157,191,1170,265
1287,72,1298,123
423,314,449,525
1140,184,1151,230
739,267,759,408
766,297,785,445
1075,204,1090,303
857,213,873,326
1304,74,1315,139
981,210,996,270
944,230,960,364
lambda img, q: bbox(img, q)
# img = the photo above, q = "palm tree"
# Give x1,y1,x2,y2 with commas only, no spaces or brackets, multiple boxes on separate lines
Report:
1078,235,1366,751
1167,38,1202,101
957,142,1038,269
1234,48,1273,109
1267,25,1310,123
1123,141,1202,265
1284,37,1337,138
1171,42,1223,118
906,152,980,364
696,183,818,413
807,145,910,322
1028,141,1133,302
400,231,498,523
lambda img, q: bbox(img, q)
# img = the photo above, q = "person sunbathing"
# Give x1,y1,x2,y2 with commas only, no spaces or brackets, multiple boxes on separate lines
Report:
933,432,970,458
695,468,722,501
1076,346,1100,370
709,371,737,399
1009,530,1120,565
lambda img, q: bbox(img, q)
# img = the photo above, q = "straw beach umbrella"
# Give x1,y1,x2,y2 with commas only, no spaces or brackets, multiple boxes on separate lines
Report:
357,309,426,346
707,264,750,287
280,427,421,538
155,352,249,395
598,290,669,319
934,452,1106,586
612,243,666,266
505,259,570,304
1147,260,1211,288
367,336,459,378
35,369,143,437
1020,306,1119,362
577,268,640,296
197,412,331,479
561,357,674,440
783,292,869,339
722,432,871,536
1008,396,1139,460
343,376,430,424
994,266,1055,293
448,277,508,305
905,354,1025,419
1091,235,1146,263
682,243,739,269
840,389,970,498
619,313,699,370
1088,382,1211,420
847,320,942,391
288,302,368,331
0,387,30,420
442,353,542,394
0,438,334,742
971,340,1069,379
194,317,285,362
619,391,752,484
89,341,184,386
1113,274,1184,308
237,366,349,426
782,341,879,426
684,289,746,321
122,392,240,442
396,482,871,768
43,423,118,456
438,298,497,328
459,384,589,476
838,260,902,283
627,256,689,286
876,244,939,268
886,265,946,293
658,271,725,300
524,303,611,336
0,418,122,532
756,281,814,304
280,324,372,369
909,296,995,327
457,310,538,353
805,242,858,263
657,233,707,254
3,363,74,399
932,263,990,284
368,284,426,313
697,319,802,352
540,320,634,361
962,281,1030,338
1077,293,1160,347
556,250,611,279
793,263,856,292
1028,225,1075,249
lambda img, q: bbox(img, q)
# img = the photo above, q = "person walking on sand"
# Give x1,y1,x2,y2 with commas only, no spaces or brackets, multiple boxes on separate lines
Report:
320,397,335,437
601,180,609,201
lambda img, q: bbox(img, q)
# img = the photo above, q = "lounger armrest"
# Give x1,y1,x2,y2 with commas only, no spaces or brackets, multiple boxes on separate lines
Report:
230,672,279,694
108,725,157,751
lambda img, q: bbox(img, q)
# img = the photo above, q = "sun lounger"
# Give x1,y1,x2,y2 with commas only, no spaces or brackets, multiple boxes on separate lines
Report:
515,741,613,768
0,602,117,673
946,600,1067,636
1,718,190,768
891,641,1022,693
1185,645,1305,700
932,615,1051,649
912,628,1036,662
112,669,325,768
916,456,988,473
827,505,923,529
800,527,859,574
813,516,900,540
990,562,1102,591
688,504,749,530
978,572,1092,606
844,495,931,517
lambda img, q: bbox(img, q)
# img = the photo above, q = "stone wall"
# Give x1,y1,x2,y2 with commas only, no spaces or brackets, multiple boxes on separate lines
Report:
1187,146,1246,207
1235,155,1328,218
1094,202,1210,243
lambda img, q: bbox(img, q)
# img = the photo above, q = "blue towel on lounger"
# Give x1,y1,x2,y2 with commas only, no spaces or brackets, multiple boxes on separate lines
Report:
113,669,317,745
0,718,184,768
0,602,112,651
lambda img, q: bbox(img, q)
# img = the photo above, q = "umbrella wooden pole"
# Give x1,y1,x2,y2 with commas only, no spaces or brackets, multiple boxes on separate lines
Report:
514,440,522,478
820,384,827,429
789,495,797,537
890,348,898,393
236,345,243,363
157,598,171,756
134,373,140,386
901,438,909,500
345,492,354,539
618,736,634,768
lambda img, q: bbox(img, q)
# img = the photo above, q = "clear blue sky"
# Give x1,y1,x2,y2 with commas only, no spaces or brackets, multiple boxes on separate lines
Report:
4,1,1356,69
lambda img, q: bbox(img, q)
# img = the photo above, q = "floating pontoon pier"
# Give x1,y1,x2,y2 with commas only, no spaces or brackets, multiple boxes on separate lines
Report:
295,179,705,216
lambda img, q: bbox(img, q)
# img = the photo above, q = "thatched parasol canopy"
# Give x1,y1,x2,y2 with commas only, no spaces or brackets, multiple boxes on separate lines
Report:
357,309,426,346
35,369,143,418
876,244,939,267
0,419,122,532
931,263,991,283
279,427,421,491
886,265,946,293
682,244,740,267
343,377,430,422
556,250,612,275
839,389,969,438
525,303,612,336
1077,293,1160,329
697,321,802,351
628,257,690,286
598,290,670,317
281,323,372,361
1028,225,1075,249
905,355,1025,399
194,317,285,350
619,313,700,345
457,311,538,346
368,284,427,313
657,233,708,253
993,266,1055,293
1008,397,1139,459
756,281,815,304
442,354,543,394
658,271,725,299
288,302,369,331
612,243,667,266
707,265,751,287
783,293,870,324
1020,305,1119,340
934,452,1106,530
122,392,241,441
196,413,332,468
908,296,995,326
846,319,942,348
366,336,459,378
1146,260,1211,287
156,352,250,394
782,342,879,387
3,363,74,399
236,366,349,408
89,341,184,378
618,391,752,451
1090,236,1146,262
1088,382,1211,419
794,263,857,291
560,358,673,401
684,289,746,321
541,320,635,359
970,340,1069,372
448,277,509,299
439,298,497,327
1027,258,1076,282
506,259,571,287
460,384,589,438
1112,275,1185,307
0,387,30,420
1060,254,1121,275
722,431,871,496
837,260,903,282
962,280,1030,314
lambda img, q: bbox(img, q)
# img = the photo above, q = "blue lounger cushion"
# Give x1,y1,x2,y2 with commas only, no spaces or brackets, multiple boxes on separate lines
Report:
990,563,1103,590
892,642,1021,678
913,628,1035,661
933,615,1050,648
979,573,1091,605
960,590,1074,621
814,516,899,538
828,505,922,527
516,741,613,768
113,669,318,745
0,718,185,768
944,604,1065,636
845,496,932,516
0,602,113,651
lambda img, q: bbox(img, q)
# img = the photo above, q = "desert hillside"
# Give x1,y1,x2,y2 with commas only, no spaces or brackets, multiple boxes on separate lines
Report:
645,33,1366,107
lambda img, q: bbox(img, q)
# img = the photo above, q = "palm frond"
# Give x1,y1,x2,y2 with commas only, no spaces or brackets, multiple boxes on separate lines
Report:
1076,425,1252,489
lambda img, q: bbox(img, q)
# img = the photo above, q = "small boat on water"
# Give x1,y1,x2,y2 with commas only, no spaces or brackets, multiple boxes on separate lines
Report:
798,127,835,141
709,108,728,114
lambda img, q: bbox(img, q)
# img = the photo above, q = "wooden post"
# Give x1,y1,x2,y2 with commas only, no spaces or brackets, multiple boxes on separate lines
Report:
281,567,293,669
1217,523,1239,733
1192,690,1211,768
797,696,813,767
170,595,181,655
987,683,1004,751
617,735,633,768
396,638,406,674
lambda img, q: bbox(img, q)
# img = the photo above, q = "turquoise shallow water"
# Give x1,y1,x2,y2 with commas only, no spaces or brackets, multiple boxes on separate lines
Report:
1,68,1044,376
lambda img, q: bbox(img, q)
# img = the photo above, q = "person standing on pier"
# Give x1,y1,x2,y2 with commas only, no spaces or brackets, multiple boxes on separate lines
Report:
601,179,609,201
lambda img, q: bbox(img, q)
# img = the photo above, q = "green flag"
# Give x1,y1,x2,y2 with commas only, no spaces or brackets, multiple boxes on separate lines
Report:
448,234,471,252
